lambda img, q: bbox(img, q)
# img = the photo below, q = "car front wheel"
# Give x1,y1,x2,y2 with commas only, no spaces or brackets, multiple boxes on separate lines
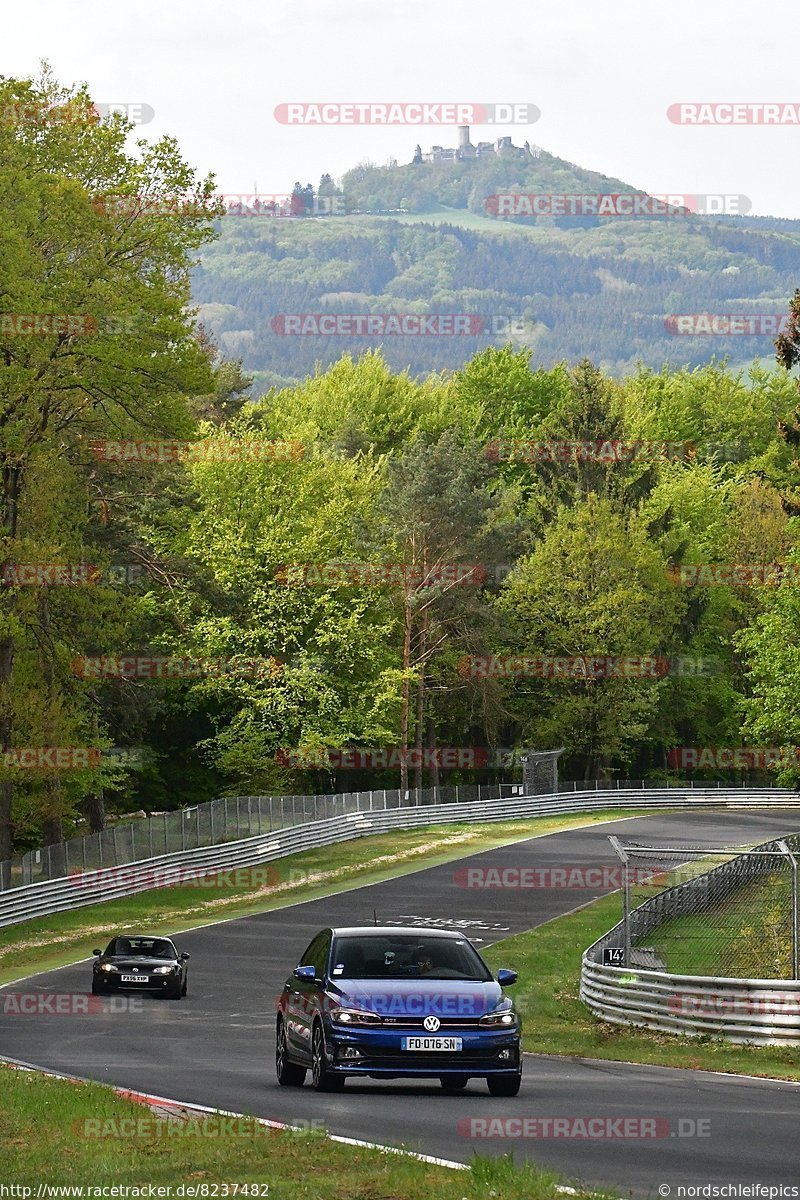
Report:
276,1019,307,1087
487,1074,521,1097
440,1075,469,1091
311,1024,345,1092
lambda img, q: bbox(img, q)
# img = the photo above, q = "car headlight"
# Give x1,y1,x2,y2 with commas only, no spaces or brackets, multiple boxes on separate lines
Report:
153,965,178,975
99,964,118,973
329,1007,382,1026
479,1008,517,1027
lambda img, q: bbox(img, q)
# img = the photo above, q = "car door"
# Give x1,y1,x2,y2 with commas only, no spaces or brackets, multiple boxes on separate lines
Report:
286,930,331,1059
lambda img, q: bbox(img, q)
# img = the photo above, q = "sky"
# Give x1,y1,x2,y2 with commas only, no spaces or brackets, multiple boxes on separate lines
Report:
5,0,800,219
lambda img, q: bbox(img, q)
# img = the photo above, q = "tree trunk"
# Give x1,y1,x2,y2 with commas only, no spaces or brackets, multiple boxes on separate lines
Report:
0,460,22,861
413,608,428,792
38,590,65,848
399,589,413,793
84,791,106,834
83,701,106,833
42,813,64,846
427,716,439,797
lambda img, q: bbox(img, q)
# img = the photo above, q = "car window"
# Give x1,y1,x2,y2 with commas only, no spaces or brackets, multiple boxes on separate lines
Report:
330,935,492,981
107,937,176,959
299,931,331,977
312,931,331,976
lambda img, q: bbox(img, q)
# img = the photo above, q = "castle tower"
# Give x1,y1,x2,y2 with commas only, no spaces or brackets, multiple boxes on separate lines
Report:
458,124,472,149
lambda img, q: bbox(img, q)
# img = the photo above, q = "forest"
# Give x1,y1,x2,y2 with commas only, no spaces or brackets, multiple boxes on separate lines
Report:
4,72,800,857
194,205,800,386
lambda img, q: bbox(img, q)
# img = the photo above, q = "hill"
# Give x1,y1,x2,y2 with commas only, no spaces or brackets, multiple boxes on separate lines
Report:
191,145,800,388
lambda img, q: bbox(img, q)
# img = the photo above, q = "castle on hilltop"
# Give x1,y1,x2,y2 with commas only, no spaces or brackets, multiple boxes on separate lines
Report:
412,124,541,164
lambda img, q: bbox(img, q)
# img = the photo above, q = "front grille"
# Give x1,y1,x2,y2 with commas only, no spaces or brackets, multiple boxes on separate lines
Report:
379,1016,485,1028
355,1045,501,1063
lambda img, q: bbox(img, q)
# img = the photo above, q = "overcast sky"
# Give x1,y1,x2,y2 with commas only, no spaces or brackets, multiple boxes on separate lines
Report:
6,0,800,218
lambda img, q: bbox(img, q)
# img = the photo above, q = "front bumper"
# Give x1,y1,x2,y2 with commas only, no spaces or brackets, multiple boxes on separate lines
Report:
93,972,180,993
323,1022,521,1076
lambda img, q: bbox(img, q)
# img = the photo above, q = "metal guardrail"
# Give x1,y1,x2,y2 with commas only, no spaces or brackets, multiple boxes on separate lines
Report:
0,786,796,930
2,777,781,890
581,831,800,1045
580,959,800,1044
4,784,528,889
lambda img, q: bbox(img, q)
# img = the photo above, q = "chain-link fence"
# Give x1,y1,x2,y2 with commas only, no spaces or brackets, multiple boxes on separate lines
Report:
522,749,564,795
0,774,787,893
609,834,800,980
1,783,530,890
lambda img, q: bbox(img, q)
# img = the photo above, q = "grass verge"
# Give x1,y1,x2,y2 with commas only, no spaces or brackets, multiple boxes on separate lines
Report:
0,1063,612,1199
0,808,656,987
649,872,792,978
482,892,800,1081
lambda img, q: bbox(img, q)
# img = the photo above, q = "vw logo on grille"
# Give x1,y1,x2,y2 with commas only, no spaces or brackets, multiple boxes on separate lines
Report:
423,1015,440,1032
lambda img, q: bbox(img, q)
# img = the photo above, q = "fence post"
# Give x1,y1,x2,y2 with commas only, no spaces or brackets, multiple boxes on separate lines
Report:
609,836,630,966
778,840,799,980
112,824,119,866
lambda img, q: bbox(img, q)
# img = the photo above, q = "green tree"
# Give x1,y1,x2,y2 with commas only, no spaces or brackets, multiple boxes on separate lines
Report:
497,495,682,778
0,68,217,856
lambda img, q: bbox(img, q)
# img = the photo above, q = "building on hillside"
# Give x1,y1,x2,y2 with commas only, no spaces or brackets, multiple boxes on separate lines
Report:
412,125,541,164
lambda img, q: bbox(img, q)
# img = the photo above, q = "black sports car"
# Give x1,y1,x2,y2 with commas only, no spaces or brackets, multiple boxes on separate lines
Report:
91,934,189,999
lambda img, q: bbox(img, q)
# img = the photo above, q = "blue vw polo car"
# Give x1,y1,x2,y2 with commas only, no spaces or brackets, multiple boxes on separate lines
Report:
275,925,521,1094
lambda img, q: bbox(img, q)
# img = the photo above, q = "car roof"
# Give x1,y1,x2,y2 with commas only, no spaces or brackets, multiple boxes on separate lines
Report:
330,926,466,939
111,933,177,943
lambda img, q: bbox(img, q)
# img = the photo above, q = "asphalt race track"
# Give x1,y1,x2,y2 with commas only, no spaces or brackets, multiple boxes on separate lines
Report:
3,810,800,1196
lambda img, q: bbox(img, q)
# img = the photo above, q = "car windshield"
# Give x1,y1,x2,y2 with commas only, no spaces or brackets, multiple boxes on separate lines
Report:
330,935,492,981
106,937,176,959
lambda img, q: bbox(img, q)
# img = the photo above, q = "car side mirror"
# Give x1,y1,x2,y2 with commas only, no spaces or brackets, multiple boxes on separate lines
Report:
92,949,102,956
180,952,190,961
497,968,518,986
293,965,318,983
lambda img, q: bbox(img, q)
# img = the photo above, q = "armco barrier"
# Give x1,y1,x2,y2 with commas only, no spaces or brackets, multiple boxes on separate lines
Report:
0,787,797,930
5,778,775,890
7,784,525,888
581,831,800,1045
580,957,800,1044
